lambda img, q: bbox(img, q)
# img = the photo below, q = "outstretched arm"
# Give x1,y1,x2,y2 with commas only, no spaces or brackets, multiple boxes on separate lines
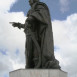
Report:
10,22,25,29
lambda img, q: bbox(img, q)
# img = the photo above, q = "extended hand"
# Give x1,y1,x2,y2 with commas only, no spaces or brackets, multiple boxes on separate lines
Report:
10,22,21,29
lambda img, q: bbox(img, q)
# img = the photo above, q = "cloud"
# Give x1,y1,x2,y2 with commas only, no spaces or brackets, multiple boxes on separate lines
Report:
52,13,77,77
0,0,27,77
0,0,17,13
0,11,27,77
59,0,69,13
0,52,12,77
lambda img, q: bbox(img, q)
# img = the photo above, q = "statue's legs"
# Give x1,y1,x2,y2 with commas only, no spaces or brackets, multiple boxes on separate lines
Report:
25,35,34,68
33,43,39,67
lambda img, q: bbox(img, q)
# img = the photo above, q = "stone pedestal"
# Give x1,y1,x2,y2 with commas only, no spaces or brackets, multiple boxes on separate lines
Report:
9,69,67,77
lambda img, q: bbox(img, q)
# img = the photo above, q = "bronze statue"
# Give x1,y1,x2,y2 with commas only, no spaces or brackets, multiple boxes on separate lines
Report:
10,0,60,69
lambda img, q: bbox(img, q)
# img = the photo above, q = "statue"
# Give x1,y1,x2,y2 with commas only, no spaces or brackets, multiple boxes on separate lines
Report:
10,0,60,69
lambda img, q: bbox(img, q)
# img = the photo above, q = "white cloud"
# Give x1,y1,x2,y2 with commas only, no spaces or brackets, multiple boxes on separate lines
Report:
59,0,69,13
0,11,26,77
52,13,77,77
0,0,26,77
0,0,17,13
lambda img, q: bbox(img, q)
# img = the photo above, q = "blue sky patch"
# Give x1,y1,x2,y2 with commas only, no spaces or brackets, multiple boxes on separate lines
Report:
10,0,30,15
0,49,8,56
4,74,9,77
54,46,60,51
15,49,19,55
9,0,77,20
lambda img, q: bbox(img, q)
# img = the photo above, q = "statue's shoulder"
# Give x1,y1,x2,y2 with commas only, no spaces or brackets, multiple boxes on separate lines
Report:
27,9,31,16
33,2,49,10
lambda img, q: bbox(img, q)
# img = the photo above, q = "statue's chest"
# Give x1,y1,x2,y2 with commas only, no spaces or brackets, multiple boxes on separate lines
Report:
27,9,35,17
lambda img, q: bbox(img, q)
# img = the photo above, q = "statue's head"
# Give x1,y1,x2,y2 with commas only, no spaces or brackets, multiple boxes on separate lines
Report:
29,0,39,6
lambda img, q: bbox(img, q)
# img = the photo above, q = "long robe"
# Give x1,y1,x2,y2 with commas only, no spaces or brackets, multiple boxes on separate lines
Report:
25,2,60,69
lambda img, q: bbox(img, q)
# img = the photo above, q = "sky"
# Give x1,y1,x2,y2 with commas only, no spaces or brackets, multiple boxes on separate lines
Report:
0,0,77,77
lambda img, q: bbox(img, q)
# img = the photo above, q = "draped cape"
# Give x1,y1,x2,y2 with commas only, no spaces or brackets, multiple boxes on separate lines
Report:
25,2,60,68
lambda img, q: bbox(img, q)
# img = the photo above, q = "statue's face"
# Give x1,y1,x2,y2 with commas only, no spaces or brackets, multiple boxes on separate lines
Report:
29,0,39,6
29,0,33,6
